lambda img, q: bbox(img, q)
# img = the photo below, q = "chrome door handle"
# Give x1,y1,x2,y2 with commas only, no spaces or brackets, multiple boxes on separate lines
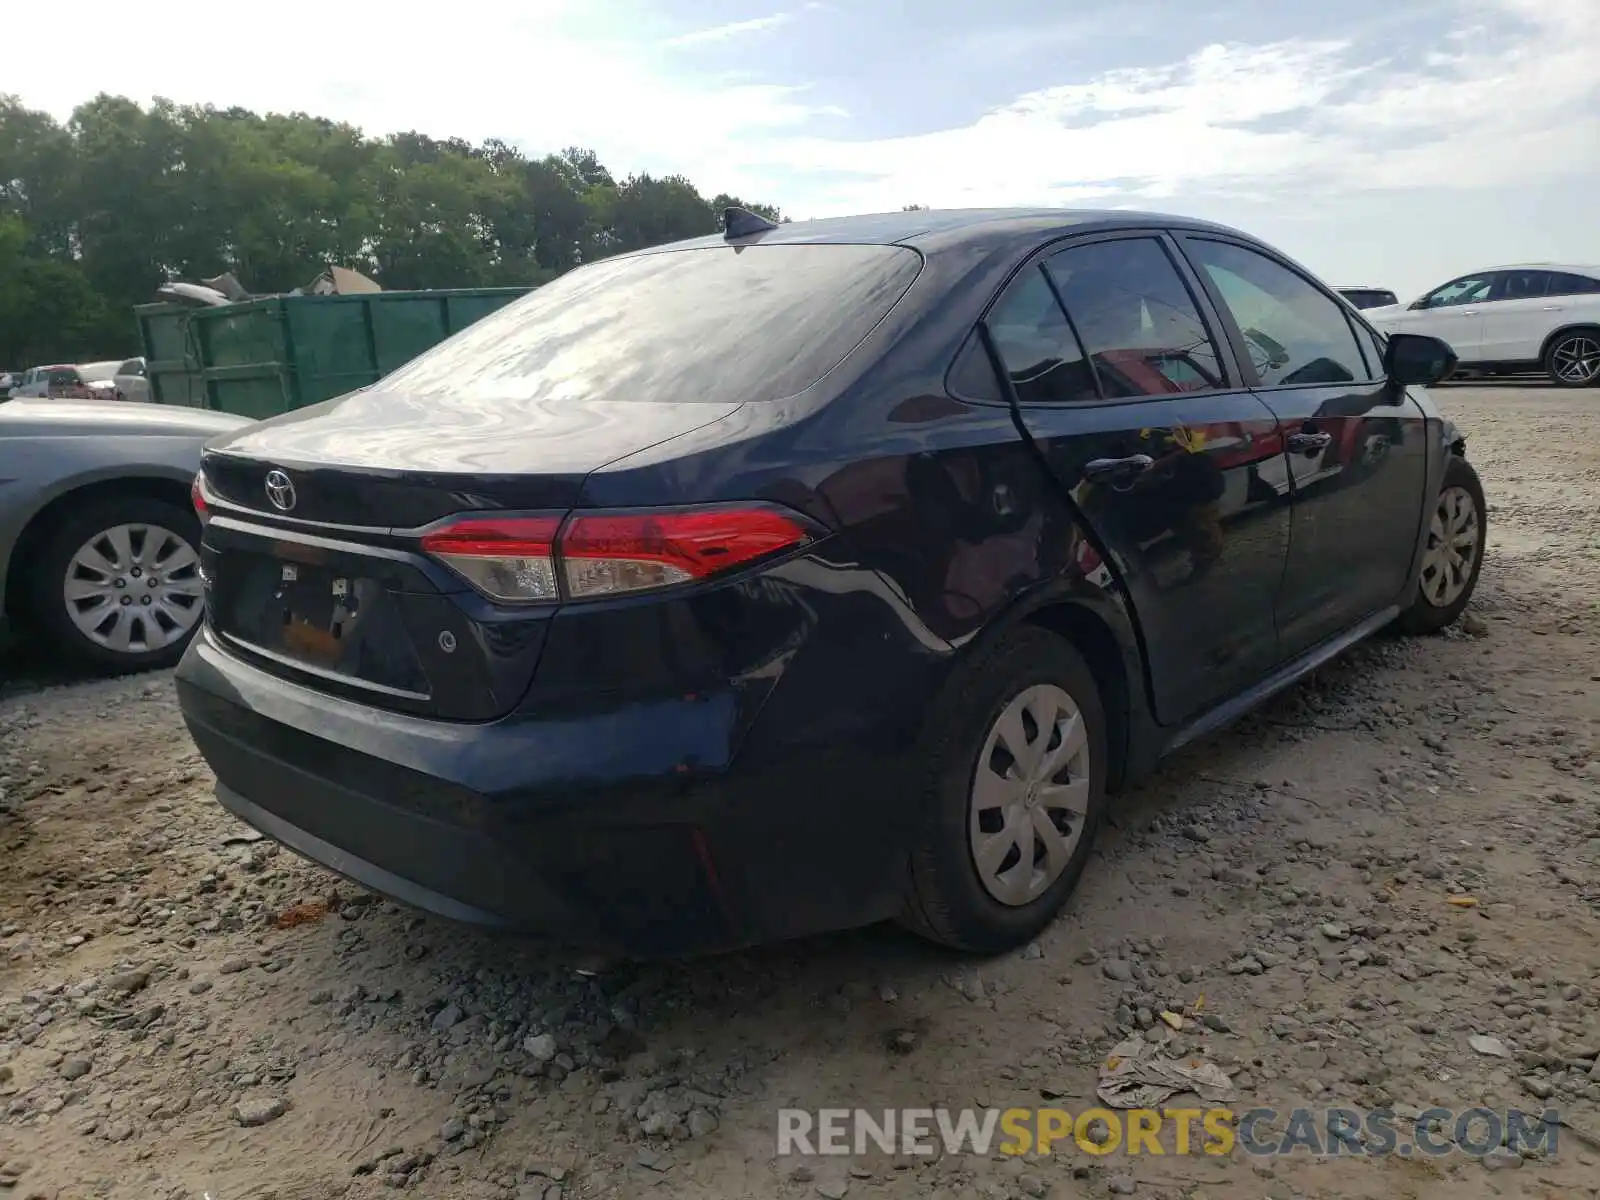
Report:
1084,454,1155,482
1459,309,1478,316
1542,305,1563,311
1286,432,1333,454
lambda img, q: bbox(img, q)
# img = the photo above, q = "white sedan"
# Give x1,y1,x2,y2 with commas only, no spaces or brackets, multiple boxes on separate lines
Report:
1365,263,1600,387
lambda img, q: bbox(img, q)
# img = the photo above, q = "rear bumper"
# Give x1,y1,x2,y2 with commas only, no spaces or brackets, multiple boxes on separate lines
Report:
176,629,919,957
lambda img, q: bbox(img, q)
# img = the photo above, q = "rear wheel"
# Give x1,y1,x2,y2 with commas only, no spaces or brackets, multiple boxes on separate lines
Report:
900,628,1108,953
1544,329,1600,387
1397,455,1486,634
29,495,206,674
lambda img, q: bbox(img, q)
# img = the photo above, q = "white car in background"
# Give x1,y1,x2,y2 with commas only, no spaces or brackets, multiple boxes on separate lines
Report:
113,356,151,403
1365,263,1600,387
10,361,126,400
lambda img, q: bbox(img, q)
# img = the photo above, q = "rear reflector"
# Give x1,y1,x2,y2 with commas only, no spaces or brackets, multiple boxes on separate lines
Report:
420,506,813,604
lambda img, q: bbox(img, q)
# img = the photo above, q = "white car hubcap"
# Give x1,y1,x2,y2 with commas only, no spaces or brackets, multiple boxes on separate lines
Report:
1419,486,1480,608
969,683,1092,906
63,523,204,654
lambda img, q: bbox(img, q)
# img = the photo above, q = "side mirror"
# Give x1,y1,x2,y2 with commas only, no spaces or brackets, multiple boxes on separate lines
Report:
1385,332,1457,386
1408,298,1428,311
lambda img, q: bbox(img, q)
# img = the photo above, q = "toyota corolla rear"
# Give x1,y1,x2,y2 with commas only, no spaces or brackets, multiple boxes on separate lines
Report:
175,235,936,956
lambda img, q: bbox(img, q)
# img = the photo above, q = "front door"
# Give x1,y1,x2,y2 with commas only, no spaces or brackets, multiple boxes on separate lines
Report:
1176,235,1431,659
980,232,1292,725
1379,274,1494,364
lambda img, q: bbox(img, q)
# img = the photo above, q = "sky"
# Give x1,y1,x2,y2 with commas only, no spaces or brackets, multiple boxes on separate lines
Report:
8,0,1599,298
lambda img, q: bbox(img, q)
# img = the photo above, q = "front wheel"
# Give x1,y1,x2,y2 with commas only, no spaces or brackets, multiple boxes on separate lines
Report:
1397,455,1486,634
1544,329,1600,387
900,628,1108,953
29,495,207,675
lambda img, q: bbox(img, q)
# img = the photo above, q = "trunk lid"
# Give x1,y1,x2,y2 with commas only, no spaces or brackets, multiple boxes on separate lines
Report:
204,393,744,525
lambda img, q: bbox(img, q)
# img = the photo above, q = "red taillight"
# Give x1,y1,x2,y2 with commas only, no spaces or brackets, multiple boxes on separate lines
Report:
560,507,811,599
420,516,562,603
192,472,210,522
419,506,813,604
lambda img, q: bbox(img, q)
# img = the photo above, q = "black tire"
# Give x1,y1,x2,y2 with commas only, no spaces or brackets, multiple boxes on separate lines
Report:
1543,328,1600,388
28,495,205,675
1396,455,1486,635
900,627,1109,953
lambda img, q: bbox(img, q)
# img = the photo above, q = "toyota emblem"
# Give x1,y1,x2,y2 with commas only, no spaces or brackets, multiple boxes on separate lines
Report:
264,469,297,512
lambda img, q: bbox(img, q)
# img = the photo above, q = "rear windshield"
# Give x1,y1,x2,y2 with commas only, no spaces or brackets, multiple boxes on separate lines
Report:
1340,290,1397,309
379,243,922,406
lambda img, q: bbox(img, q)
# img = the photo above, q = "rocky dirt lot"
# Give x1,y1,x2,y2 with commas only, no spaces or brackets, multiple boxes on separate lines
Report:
1,384,1598,1200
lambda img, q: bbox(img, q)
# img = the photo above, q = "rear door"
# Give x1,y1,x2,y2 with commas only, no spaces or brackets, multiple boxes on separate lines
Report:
1176,235,1430,660
1524,271,1600,373
1478,269,1554,363
974,231,1292,725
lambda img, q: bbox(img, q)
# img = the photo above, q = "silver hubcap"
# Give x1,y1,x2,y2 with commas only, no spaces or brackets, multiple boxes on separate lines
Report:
969,683,1092,906
63,523,204,654
1551,335,1600,384
1419,485,1480,608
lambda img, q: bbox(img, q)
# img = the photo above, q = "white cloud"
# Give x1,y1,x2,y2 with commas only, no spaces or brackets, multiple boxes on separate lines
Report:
5,0,1596,224
747,0,1600,215
2,0,837,181
664,12,795,48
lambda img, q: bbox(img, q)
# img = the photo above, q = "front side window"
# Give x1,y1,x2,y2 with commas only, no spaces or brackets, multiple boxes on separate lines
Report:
1186,240,1369,386
1353,320,1388,380
1421,275,1495,309
1044,238,1223,398
982,268,1097,404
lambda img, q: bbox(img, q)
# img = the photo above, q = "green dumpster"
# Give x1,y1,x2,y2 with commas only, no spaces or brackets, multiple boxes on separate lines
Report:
135,286,534,418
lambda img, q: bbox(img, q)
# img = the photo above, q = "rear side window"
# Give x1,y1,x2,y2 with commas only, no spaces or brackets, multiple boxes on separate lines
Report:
1044,238,1224,397
1546,272,1600,296
1185,240,1369,386
1498,271,1550,300
983,268,1097,404
48,368,80,387
378,243,922,407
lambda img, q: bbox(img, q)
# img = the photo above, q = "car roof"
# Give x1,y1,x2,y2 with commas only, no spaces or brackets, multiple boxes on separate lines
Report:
639,207,1261,256
1336,285,1394,291
1478,262,1600,275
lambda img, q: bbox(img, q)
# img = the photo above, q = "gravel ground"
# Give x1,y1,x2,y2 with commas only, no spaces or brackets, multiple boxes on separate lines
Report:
1,384,1598,1200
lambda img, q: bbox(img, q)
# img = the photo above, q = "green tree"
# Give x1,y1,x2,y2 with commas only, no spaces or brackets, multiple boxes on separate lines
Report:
0,216,124,366
0,94,785,365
